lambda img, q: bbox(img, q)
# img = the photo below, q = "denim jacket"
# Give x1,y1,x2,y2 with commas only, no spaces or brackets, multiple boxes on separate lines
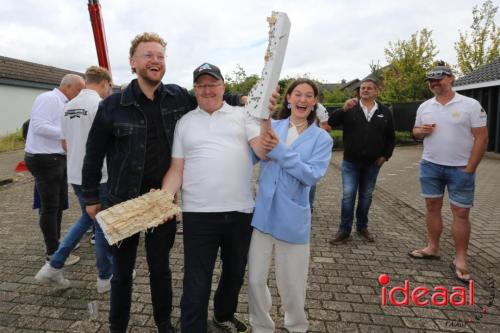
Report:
82,79,239,205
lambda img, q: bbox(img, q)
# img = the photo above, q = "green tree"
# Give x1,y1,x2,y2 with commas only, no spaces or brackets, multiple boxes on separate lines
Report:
455,0,500,75
381,28,438,102
277,77,295,96
322,87,349,104
368,60,384,83
277,75,327,101
224,64,259,95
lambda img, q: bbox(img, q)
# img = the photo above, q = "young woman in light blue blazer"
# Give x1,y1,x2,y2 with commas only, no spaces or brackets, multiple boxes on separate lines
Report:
248,79,333,333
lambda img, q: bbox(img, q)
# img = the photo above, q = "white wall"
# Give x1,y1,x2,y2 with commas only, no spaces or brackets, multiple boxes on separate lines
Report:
0,85,49,136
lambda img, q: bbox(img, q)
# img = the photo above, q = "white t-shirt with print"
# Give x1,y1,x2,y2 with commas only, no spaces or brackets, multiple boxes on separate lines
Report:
60,89,108,185
414,93,487,166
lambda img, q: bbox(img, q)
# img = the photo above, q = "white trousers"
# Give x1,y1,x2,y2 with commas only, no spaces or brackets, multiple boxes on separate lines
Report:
248,229,310,333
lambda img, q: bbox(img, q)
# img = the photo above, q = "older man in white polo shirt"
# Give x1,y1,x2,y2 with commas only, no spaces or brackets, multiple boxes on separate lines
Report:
409,63,488,284
162,63,272,333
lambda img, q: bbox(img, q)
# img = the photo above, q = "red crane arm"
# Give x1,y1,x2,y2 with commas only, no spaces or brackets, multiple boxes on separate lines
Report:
88,0,111,74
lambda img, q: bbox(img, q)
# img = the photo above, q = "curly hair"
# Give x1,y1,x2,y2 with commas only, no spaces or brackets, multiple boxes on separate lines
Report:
129,32,166,58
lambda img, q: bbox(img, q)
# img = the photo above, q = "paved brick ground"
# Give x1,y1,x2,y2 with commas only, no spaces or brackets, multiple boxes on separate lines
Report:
1,147,499,332
0,150,29,185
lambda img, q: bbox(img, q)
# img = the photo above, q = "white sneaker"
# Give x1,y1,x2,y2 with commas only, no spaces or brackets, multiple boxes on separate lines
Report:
96,270,136,293
64,254,80,266
73,242,80,250
34,263,70,289
96,275,112,293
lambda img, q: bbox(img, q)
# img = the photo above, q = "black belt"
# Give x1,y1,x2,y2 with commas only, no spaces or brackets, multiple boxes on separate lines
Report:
25,152,65,158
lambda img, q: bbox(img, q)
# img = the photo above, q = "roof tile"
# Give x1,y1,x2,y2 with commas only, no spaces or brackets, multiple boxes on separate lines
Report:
0,55,83,85
455,57,500,86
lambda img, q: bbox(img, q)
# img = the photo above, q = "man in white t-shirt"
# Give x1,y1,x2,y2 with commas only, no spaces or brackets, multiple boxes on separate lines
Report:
35,66,114,292
162,63,272,333
409,64,488,283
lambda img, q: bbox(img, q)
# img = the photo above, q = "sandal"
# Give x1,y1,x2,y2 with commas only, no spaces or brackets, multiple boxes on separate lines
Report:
408,249,441,260
450,261,471,283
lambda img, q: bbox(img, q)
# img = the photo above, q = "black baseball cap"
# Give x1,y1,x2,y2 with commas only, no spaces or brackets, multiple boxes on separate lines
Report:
193,63,223,82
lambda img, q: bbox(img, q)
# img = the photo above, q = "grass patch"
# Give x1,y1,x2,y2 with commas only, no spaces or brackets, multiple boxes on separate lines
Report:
0,129,25,153
395,131,417,145
330,130,343,148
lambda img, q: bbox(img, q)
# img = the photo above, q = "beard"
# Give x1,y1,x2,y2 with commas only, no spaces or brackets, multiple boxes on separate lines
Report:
136,67,165,86
431,85,444,95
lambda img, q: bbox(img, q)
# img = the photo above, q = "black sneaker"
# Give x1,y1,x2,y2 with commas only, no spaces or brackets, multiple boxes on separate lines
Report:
329,231,350,245
213,316,248,333
357,229,375,242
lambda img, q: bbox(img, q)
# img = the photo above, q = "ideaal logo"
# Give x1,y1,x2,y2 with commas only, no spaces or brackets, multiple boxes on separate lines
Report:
378,273,496,326
378,274,474,306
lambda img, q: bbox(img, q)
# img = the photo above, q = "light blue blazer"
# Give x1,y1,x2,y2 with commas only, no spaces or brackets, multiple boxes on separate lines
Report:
251,118,333,244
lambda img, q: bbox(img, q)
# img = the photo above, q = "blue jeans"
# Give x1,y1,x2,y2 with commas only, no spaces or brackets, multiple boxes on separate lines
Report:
109,220,177,332
181,212,253,333
50,184,112,279
339,160,380,234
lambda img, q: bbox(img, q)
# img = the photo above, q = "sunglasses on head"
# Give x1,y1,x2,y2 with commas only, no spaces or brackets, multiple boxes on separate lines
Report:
426,70,452,80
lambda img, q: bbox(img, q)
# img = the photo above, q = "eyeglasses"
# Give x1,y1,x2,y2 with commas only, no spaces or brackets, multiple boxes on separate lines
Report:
138,53,166,61
194,83,223,90
426,70,451,80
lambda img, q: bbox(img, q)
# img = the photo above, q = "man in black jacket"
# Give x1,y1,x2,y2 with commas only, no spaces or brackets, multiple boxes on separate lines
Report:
328,78,395,245
82,32,242,333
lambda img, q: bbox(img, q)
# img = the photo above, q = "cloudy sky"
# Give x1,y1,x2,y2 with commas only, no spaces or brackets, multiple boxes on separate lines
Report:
0,0,483,88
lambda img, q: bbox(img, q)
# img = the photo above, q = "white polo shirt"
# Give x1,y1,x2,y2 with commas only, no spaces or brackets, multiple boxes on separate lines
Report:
172,102,260,212
415,93,487,166
25,88,68,154
60,89,108,185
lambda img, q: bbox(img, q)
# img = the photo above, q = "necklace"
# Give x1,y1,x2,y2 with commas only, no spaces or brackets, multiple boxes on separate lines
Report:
290,119,307,128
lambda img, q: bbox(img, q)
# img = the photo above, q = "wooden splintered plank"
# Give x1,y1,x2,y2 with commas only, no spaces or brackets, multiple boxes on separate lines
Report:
246,11,291,119
96,190,181,245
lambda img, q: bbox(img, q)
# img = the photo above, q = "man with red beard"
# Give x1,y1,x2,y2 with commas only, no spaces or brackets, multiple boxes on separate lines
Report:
82,33,243,333
409,63,488,284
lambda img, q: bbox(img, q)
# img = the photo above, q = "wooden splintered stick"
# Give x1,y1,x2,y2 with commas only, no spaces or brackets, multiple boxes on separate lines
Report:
246,11,291,123
96,190,181,245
